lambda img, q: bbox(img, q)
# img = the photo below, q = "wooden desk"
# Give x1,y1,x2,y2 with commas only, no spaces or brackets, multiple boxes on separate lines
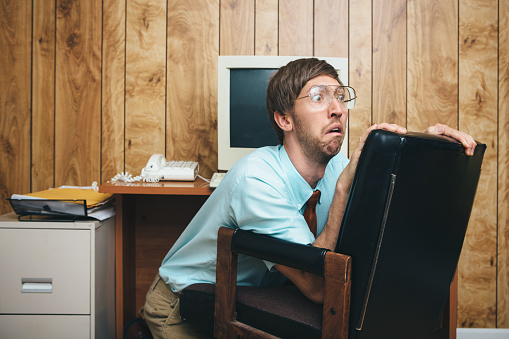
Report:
99,179,213,339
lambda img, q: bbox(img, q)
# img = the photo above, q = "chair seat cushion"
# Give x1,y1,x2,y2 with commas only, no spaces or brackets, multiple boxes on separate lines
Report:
180,283,322,339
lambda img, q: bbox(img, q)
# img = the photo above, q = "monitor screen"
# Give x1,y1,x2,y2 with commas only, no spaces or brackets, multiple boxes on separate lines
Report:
218,56,349,171
229,68,279,148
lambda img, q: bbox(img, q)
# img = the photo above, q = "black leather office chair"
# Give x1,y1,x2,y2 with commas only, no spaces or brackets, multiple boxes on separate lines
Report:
180,130,486,339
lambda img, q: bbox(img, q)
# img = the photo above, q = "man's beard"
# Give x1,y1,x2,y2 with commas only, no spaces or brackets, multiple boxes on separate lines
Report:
293,115,343,165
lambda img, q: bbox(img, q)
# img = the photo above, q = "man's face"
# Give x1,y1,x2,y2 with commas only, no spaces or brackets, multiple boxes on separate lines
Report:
290,75,349,164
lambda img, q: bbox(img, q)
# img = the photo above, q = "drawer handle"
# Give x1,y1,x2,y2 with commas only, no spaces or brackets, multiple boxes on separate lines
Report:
21,278,52,293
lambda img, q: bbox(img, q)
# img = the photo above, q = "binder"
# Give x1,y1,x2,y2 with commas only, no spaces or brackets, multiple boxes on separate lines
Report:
8,198,89,221
8,186,115,221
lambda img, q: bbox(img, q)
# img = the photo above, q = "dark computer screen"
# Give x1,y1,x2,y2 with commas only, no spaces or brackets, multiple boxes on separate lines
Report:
229,68,279,148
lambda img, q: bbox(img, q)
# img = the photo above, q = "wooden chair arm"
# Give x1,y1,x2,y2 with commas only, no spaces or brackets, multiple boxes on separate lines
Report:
214,227,240,338
323,251,352,339
214,227,352,339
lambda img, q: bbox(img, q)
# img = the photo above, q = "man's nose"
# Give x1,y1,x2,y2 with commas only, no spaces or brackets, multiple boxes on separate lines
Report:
328,96,345,118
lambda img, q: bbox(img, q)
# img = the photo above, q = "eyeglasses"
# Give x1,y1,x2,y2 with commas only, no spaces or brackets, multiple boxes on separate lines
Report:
296,85,356,110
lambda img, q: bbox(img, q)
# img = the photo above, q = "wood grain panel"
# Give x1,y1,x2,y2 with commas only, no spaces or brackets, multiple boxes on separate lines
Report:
458,0,498,328
372,0,406,126
314,0,348,58
255,0,278,56
166,0,219,177
279,0,313,56
125,0,166,174
406,0,458,131
102,0,126,183
220,0,254,55
55,0,102,186
347,0,372,157
0,0,31,215
32,0,55,192
498,0,509,328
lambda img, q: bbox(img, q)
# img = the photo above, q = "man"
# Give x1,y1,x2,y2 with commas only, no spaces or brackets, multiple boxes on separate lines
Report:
142,58,476,338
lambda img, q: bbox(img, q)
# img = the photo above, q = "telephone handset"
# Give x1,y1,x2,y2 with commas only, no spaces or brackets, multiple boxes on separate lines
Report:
141,154,198,181
144,154,167,172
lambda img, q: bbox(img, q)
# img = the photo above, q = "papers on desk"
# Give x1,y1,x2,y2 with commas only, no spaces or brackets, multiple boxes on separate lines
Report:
9,186,115,221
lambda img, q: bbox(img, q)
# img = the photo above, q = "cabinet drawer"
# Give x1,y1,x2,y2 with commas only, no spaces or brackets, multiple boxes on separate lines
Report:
0,314,90,339
0,228,91,314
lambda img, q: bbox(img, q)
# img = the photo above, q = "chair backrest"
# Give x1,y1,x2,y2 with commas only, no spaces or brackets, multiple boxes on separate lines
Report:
335,130,486,339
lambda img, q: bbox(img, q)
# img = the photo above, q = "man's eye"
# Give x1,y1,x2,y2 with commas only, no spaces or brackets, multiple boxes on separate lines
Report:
337,93,345,102
311,94,324,102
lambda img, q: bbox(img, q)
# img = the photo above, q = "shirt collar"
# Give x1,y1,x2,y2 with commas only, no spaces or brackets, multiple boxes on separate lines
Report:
279,146,323,210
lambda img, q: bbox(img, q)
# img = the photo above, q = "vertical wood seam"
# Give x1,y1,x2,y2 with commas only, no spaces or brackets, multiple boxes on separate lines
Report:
405,0,407,129
124,0,127,174
30,0,33,192
253,0,256,54
100,0,103,183
496,0,500,327
53,0,57,189
165,0,168,156
371,0,373,126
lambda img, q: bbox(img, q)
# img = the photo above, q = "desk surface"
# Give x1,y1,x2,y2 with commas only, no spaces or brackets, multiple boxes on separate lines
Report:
99,178,213,196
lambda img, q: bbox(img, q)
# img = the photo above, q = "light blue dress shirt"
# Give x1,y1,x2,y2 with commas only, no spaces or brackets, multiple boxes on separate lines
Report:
159,145,349,292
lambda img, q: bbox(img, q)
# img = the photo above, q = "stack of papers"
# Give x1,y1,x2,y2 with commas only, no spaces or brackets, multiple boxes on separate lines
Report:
10,186,115,221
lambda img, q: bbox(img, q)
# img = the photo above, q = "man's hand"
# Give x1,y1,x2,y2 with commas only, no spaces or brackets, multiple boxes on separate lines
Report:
423,123,477,156
339,123,408,192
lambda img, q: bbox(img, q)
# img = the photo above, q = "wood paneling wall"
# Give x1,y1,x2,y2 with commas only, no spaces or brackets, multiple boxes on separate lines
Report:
1,1,31,208
458,0,499,327
0,0,507,328
499,0,509,327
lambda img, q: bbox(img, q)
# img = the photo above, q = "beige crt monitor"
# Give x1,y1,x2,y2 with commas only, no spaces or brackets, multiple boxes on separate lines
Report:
217,55,349,171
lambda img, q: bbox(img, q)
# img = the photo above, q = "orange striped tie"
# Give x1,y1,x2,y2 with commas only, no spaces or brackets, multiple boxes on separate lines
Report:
304,190,321,237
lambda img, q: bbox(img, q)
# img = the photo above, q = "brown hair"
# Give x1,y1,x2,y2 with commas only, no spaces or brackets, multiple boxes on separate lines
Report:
266,58,342,144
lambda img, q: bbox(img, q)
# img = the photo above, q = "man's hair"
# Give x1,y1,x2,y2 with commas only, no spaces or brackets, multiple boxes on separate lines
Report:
266,58,342,144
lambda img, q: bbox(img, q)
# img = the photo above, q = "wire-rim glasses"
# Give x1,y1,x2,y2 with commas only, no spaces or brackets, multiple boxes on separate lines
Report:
296,85,356,110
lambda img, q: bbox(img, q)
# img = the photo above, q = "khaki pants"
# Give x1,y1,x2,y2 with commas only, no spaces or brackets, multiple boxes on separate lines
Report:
141,274,214,339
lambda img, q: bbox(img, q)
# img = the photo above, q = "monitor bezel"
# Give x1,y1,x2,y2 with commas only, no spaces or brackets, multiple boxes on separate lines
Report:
218,55,349,171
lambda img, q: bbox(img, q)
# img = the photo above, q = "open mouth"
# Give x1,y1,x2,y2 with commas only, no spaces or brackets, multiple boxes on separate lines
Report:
327,125,342,135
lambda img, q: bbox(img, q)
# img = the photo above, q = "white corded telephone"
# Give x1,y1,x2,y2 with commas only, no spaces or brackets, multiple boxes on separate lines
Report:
141,154,199,181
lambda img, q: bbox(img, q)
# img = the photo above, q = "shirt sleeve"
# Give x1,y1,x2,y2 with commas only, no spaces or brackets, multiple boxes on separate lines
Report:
229,175,315,271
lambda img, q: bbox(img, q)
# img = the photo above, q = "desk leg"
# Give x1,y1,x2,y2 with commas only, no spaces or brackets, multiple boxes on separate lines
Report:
116,194,136,339
449,273,458,339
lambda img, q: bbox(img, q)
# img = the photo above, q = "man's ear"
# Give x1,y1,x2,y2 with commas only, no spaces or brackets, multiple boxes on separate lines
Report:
274,111,293,132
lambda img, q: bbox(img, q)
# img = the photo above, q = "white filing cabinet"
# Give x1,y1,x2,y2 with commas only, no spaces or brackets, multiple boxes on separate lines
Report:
0,213,115,339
